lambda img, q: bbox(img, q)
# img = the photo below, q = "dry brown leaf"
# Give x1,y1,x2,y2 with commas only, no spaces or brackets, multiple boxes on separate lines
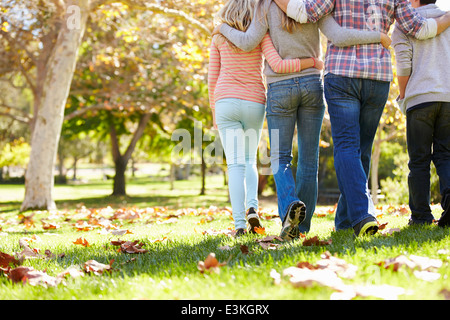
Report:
110,239,126,246
119,240,148,254
42,221,60,230
283,266,346,291
316,251,357,279
0,251,21,268
440,289,450,300
83,259,114,275
8,266,62,287
256,235,283,250
331,284,406,300
376,255,442,272
111,229,133,236
240,245,250,255
302,236,332,246
18,213,35,229
259,242,281,250
58,267,85,279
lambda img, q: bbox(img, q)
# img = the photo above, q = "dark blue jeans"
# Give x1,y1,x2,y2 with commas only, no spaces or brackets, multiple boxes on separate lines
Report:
324,73,390,231
266,75,325,233
407,102,450,223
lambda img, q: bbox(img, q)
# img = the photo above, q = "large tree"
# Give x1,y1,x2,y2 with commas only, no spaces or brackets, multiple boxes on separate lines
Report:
0,0,212,210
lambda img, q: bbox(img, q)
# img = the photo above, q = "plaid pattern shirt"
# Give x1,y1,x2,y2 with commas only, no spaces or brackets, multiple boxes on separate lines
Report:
304,0,427,82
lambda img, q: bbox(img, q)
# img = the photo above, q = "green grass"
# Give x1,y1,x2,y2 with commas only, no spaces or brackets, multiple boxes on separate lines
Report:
0,175,449,300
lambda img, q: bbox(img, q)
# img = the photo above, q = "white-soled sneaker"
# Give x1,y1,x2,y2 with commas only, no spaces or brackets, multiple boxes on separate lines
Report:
279,201,306,241
246,207,262,234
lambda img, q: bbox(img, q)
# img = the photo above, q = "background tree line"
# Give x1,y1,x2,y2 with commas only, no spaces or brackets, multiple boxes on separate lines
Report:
0,0,441,212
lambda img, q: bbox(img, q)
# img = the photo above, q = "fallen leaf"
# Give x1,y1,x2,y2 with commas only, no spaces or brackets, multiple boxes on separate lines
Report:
377,255,442,272
148,237,169,243
413,270,441,282
83,259,114,275
197,253,226,274
254,226,266,235
111,229,133,236
110,239,126,246
283,266,346,291
440,289,450,300
302,236,332,246
381,228,401,236
73,237,90,247
256,235,283,243
240,245,250,255
8,266,61,287
18,213,35,229
219,245,233,251
315,251,357,279
42,221,60,230
256,235,283,250
120,240,147,254
259,242,281,250
331,284,406,300
16,238,42,261
270,269,281,285
44,249,65,259
377,222,388,230
0,251,20,268
58,267,84,279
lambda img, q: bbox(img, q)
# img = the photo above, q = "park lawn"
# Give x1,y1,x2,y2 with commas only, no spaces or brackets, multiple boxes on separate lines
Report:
0,175,449,300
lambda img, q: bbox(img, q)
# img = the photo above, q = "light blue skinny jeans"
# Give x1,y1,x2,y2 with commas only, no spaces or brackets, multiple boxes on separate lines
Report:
215,98,265,229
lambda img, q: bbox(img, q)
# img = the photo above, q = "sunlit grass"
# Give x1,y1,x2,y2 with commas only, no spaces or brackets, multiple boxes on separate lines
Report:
0,176,449,300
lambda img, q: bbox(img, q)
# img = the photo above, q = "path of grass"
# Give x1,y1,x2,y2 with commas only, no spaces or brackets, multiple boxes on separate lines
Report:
0,176,449,301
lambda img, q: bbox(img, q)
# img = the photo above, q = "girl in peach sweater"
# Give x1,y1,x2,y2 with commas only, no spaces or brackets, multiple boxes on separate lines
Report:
208,0,322,237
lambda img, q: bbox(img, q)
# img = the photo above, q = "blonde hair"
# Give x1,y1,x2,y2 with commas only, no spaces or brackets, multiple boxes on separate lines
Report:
213,0,256,52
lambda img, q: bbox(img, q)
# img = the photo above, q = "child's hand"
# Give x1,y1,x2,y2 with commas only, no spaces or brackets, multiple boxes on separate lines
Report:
211,24,223,37
380,33,392,49
314,58,324,70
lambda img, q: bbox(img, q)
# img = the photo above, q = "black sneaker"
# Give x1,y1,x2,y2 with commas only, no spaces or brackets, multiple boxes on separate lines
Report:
246,207,262,233
353,216,378,237
438,200,450,228
235,228,246,237
279,201,306,241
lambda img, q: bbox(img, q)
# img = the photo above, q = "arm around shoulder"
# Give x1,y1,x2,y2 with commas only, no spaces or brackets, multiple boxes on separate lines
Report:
318,14,382,47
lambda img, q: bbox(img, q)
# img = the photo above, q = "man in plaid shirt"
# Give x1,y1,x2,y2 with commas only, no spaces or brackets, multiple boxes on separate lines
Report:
274,0,450,237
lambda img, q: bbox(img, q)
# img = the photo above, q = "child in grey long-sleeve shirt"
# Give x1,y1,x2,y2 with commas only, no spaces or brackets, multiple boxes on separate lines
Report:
392,0,450,228
393,2,450,113
219,0,389,85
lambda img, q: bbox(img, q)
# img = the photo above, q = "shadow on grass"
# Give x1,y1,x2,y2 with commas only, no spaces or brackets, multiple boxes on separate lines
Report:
1,192,230,214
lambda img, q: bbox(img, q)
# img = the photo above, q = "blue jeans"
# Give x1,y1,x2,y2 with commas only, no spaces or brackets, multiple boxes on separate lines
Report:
215,98,265,229
324,73,390,231
266,75,325,233
407,102,450,223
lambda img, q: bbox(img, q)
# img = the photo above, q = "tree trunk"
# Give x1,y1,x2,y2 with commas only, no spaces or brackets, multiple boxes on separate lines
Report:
109,112,151,196
72,157,79,180
113,156,127,196
21,1,90,211
200,151,206,195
